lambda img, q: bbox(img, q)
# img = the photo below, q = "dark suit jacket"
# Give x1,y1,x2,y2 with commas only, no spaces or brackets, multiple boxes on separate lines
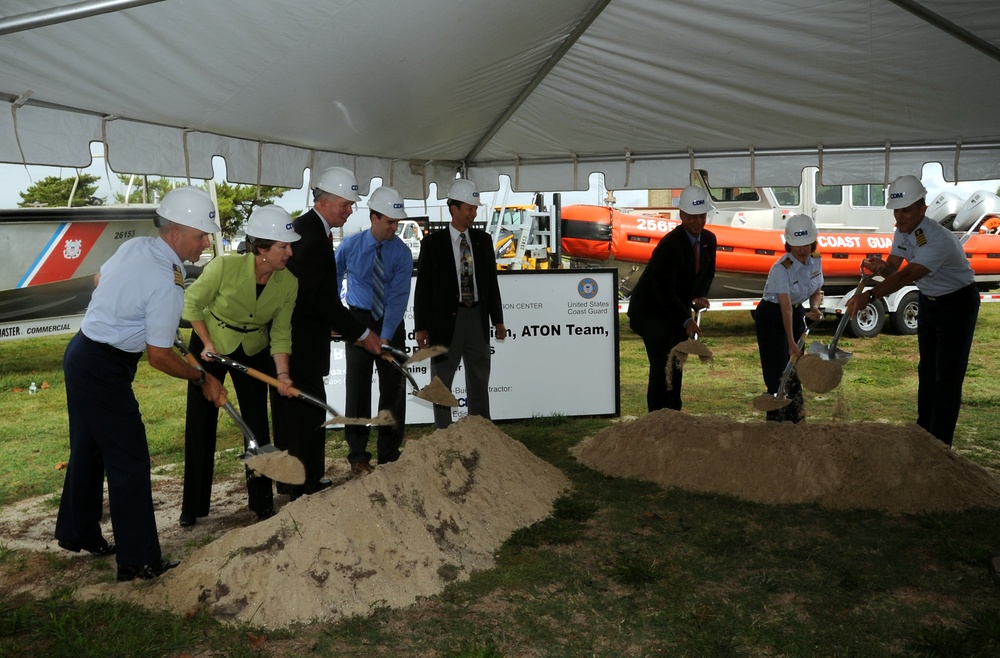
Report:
627,224,716,344
286,209,366,374
414,226,504,345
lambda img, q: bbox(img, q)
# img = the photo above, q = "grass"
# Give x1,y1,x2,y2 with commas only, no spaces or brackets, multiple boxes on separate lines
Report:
2,310,1000,656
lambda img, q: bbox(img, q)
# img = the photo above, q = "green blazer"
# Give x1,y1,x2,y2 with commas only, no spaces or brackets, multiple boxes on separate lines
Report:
183,253,298,357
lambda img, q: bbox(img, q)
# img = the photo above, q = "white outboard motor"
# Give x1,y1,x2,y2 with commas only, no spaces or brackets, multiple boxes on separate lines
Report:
925,190,964,226
952,190,1000,232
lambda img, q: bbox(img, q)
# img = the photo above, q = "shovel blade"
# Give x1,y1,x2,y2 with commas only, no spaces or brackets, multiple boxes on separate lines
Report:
415,376,459,407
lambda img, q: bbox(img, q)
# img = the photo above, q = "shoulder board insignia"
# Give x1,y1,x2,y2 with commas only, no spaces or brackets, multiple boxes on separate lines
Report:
811,251,821,258
781,257,793,269
173,264,184,288
915,228,927,247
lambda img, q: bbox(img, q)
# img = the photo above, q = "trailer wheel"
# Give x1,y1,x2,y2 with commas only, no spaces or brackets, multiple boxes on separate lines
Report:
848,298,886,338
889,291,919,335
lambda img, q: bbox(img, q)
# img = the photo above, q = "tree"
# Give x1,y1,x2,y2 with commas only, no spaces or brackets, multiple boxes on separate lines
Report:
113,175,176,206
112,176,289,239
18,174,101,207
214,181,290,239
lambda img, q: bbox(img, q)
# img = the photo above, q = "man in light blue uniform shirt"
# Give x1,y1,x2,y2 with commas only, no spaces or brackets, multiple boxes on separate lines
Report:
54,186,226,582
848,175,979,446
336,186,413,472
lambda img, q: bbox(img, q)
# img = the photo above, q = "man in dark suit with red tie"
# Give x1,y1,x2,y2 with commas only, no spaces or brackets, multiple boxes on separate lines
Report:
627,186,717,412
414,179,507,428
272,166,382,499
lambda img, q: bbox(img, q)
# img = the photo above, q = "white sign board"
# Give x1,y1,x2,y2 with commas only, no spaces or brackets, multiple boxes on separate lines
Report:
324,269,619,423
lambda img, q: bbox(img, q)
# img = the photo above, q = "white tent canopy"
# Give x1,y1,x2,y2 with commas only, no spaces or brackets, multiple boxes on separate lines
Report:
2,0,999,198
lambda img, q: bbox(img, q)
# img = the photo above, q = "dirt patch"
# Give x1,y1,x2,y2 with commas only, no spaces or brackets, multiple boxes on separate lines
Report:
572,409,1000,513
67,416,570,628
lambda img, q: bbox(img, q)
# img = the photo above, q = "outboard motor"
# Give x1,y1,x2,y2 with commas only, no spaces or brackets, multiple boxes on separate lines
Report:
953,190,1000,232
925,190,964,229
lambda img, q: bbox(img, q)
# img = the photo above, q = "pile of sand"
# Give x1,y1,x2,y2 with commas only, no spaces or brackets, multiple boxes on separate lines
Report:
572,410,1000,513
87,416,569,629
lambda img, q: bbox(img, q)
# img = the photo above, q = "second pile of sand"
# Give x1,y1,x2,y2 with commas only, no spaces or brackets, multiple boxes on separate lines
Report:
572,410,1000,513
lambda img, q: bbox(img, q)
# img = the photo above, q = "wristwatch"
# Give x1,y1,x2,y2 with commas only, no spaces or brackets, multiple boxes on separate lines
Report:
193,371,206,386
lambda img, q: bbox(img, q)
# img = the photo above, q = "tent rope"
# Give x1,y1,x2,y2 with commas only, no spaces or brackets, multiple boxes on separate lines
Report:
182,129,192,185
624,149,632,188
749,145,756,188
10,90,32,170
884,140,891,187
955,137,962,183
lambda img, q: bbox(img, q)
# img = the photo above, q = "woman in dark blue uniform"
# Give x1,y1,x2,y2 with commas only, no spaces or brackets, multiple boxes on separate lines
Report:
754,214,824,422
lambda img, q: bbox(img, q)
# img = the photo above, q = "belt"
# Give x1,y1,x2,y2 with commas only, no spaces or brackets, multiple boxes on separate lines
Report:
79,331,142,360
921,283,977,303
211,311,263,334
458,301,479,307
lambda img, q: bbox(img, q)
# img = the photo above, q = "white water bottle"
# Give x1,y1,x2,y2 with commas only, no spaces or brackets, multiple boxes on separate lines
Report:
28,381,37,395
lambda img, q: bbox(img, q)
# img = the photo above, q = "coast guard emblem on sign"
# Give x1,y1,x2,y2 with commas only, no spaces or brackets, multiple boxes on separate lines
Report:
63,239,83,260
578,277,598,299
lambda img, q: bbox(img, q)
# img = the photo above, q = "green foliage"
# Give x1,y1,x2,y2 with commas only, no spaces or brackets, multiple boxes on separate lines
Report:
213,180,290,239
111,174,175,206
111,176,291,240
18,174,100,208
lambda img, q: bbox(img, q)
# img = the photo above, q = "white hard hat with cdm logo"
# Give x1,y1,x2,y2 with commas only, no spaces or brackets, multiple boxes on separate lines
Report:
368,186,408,219
247,205,300,242
784,214,818,246
885,175,927,210
314,167,361,203
678,186,711,215
156,186,221,233
447,179,483,206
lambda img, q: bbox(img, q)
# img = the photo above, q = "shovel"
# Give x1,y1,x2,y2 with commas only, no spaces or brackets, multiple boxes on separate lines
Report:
205,352,394,427
378,345,459,407
173,335,305,485
752,316,821,412
807,262,873,363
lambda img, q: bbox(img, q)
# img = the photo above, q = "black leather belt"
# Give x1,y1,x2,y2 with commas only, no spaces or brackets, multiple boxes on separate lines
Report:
459,301,479,307
922,283,977,303
211,311,263,334
79,331,142,360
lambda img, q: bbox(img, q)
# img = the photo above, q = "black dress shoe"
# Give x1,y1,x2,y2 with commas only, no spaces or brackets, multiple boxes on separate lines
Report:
178,513,196,527
305,477,333,494
117,559,180,582
58,538,116,557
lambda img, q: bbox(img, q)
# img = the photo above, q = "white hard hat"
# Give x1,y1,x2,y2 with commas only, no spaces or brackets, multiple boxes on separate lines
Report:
156,186,220,233
314,167,361,203
246,205,300,242
784,213,818,247
447,179,482,206
368,186,407,219
678,186,711,215
886,175,927,209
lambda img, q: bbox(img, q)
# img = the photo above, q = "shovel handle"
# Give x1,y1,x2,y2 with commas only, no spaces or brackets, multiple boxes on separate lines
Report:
174,335,258,446
205,352,342,418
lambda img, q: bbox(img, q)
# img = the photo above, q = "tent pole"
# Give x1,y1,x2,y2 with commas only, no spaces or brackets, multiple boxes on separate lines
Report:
0,0,167,37
887,0,1000,64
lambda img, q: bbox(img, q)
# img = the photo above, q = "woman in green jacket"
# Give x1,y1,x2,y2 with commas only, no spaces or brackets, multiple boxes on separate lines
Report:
180,205,299,526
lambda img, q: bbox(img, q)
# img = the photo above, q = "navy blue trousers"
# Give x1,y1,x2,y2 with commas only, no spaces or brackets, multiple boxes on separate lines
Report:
344,309,406,465
754,301,806,423
916,284,980,446
55,332,161,567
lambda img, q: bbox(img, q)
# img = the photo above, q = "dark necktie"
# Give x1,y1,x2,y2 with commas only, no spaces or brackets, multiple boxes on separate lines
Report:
693,239,700,274
459,233,474,305
372,243,384,320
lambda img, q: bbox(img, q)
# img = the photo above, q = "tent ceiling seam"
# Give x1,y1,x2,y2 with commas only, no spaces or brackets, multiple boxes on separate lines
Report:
462,0,614,164
886,0,1000,64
